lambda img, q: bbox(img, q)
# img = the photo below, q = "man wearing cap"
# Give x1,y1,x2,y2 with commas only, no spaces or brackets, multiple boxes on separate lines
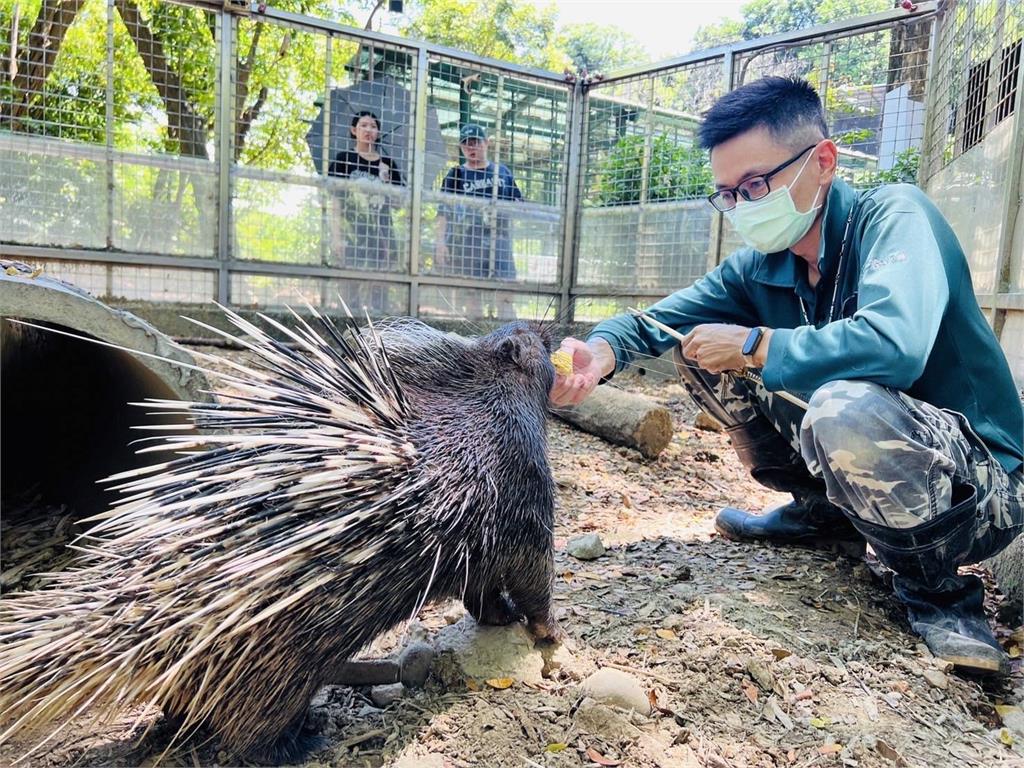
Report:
435,123,523,282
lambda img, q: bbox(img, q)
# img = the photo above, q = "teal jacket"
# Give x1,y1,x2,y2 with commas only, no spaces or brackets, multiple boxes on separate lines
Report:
589,179,1024,474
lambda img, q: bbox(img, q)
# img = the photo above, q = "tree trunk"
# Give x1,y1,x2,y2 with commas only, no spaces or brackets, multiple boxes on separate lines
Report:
3,0,88,127
114,0,208,159
552,385,673,459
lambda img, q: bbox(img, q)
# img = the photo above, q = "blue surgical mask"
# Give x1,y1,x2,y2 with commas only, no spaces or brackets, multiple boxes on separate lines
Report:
724,150,824,254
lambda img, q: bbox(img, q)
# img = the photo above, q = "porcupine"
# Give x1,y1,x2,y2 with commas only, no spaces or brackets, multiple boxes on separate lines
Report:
0,307,564,764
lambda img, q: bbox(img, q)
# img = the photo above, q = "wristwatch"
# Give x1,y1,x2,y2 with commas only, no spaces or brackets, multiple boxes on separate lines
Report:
741,327,765,368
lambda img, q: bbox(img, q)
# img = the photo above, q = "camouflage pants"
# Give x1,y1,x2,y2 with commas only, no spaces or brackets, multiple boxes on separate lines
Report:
674,353,1024,550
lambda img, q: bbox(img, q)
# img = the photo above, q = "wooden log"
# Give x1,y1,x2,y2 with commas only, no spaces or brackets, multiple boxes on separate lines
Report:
552,385,673,459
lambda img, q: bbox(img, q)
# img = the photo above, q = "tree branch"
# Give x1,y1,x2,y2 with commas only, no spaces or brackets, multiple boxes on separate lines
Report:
114,0,208,158
3,0,88,127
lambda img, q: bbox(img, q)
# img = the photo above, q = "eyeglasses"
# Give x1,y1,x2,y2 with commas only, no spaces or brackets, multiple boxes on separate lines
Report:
707,144,818,212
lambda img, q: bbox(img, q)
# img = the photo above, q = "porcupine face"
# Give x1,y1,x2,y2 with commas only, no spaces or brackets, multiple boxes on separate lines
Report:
474,320,557,406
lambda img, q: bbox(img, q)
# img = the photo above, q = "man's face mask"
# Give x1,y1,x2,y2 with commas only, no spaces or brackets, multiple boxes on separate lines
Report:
723,145,824,254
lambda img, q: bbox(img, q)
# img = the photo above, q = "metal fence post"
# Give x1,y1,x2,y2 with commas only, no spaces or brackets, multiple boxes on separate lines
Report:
918,13,943,187
991,44,1024,336
709,51,736,269
320,33,333,294
215,11,234,306
407,45,429,317
105,0,115,252
559,79,585,324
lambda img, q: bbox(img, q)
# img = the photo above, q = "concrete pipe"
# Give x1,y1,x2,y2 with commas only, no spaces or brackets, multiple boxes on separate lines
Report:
1,261,210,517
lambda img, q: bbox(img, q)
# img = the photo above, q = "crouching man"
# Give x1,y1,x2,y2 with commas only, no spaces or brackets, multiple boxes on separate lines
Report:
551,76,1023,675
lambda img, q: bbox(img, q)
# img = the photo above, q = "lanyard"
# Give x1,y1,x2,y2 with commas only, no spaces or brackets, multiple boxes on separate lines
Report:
799,203,859,327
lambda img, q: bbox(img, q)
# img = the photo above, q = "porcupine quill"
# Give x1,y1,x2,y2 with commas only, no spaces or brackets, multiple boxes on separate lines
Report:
0,304,564,764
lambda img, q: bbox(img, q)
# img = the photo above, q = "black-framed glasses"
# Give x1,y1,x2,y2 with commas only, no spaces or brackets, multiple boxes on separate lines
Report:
707,144,817,212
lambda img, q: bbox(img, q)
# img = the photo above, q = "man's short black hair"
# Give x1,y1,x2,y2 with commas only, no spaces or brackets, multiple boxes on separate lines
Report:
698,76,828,152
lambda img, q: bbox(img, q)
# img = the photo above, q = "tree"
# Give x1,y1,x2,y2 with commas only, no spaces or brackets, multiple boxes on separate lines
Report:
693,0,894,49
400,0,567,72
560,22,647,76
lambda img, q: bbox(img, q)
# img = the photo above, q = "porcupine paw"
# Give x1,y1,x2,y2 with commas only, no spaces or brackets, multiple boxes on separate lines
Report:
528,615,566,644
244,720,328,766
474,593,520,626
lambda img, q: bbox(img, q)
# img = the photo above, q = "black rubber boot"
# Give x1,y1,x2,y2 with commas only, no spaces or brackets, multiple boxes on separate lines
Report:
847,484,1009,676
715,495,867,557
714,416,866,556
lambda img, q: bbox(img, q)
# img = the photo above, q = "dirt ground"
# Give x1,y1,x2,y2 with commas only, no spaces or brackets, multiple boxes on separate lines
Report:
2,362,1023,768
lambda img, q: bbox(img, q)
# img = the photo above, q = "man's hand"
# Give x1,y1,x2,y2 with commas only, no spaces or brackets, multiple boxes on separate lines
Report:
549,337,614,407
681,324,766,374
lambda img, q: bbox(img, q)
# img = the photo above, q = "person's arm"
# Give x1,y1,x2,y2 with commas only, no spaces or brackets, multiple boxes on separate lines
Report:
586,252,761,376
761,187,950,394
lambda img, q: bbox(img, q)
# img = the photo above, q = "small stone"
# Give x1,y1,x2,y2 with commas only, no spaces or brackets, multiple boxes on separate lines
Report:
580,668,652,715
370,682,405,707
398,641,434,688
922,669,948,690
567,533,606,561
442,604,464,624
661,613,687,631
673,564,693,581
746,658,776,692
694,412,724,432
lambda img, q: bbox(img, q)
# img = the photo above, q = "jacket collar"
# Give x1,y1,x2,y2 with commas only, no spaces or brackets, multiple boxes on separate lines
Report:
750,178,860,287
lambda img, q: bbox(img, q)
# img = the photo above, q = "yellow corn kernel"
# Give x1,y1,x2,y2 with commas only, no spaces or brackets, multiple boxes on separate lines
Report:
550,350,573,376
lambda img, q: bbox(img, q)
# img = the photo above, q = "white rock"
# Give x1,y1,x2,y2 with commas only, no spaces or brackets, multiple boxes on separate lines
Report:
922,669,948,690
567,533,606,560
369,683,404,707
580,668,652,715
432,618,545,686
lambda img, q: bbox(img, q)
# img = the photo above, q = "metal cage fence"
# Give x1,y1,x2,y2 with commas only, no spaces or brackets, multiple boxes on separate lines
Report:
920,0,1024,377
4,0,986,333
572,5,939,323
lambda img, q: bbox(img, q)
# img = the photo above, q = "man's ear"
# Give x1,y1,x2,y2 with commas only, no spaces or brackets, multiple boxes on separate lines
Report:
815,140,839,184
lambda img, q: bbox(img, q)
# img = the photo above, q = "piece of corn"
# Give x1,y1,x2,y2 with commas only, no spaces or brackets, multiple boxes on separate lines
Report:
550,349,573,376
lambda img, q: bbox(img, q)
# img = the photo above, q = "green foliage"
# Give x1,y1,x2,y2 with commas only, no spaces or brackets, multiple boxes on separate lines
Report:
693,0,893,49
401,0,568,71
560,22,647,75
594,134,712,206
852,146,921,186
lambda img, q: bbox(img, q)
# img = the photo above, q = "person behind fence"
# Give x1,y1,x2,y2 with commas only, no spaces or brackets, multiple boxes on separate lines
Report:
550,76,1024,676
435,123,523,281
327,111,404,271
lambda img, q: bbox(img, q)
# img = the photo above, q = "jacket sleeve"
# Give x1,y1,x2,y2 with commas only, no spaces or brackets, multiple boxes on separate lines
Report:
762,187,950,393
586,251,760,375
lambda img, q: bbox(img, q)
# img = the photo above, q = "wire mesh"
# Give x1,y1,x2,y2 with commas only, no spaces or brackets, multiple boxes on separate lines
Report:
418,52,568,291
575,58,724,318
922,1,1023,296
5,0,985,334
110,0,218,256
416,284,559,323
230,272,409,316
32,259,216,302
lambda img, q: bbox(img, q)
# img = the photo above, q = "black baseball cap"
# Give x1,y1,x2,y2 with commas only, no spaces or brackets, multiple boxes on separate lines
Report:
459,123,487,143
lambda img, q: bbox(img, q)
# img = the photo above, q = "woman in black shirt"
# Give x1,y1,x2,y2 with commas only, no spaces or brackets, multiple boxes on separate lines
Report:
327,111,404,271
